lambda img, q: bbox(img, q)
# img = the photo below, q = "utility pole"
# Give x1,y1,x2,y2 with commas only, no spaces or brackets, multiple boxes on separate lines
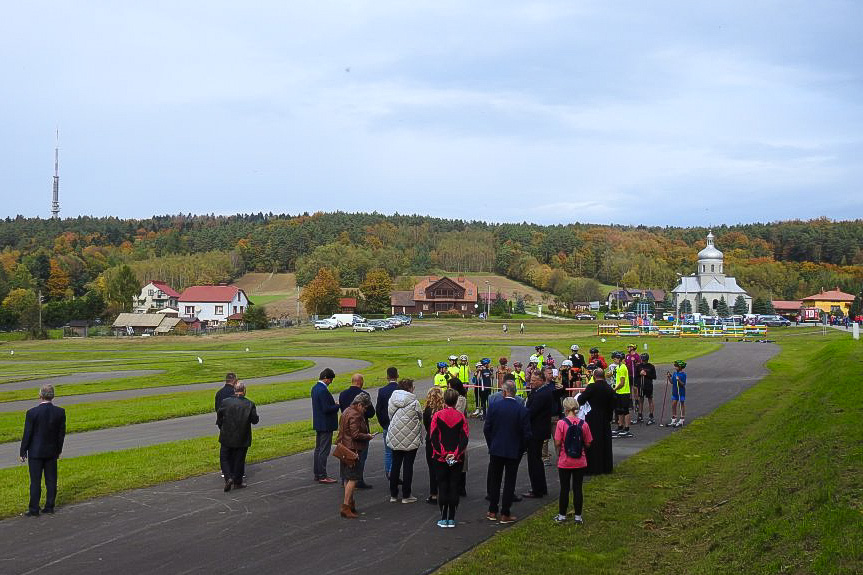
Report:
485,281,490,318
38,289,43,336
51,130,60,219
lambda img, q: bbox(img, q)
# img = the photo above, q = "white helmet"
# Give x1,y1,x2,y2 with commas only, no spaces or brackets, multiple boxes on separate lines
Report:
561,360,573,368
570,344,579,351
528,354,539,364
459,354,468,361
448,355,457,361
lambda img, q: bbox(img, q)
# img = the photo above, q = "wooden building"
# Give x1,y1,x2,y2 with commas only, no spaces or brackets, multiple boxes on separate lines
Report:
390,276,479,315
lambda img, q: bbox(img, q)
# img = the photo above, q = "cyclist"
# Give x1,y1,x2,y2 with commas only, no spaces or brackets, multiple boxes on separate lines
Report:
610,351,633,437
588,347,608,370
434,362,449,389
512,361,527,399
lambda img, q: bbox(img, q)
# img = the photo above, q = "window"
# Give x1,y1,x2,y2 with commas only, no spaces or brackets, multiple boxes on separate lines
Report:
423,304,429,311
185,306,194,315
148,289,154,296
215,306,224,315
239,306,244,313
233,306,238,314
711,264,715,272
712,299,718,309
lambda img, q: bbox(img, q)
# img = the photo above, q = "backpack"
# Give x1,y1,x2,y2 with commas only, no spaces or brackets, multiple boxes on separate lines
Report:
562,417,585,458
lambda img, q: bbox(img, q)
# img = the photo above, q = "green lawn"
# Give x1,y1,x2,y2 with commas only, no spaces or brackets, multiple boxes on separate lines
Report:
436,331,863,575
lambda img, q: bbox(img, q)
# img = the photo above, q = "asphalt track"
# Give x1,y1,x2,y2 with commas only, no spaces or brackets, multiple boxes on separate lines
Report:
0,342,779,575
0,357,370,413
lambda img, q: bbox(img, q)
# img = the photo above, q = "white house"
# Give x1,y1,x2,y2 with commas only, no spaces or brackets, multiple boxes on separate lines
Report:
178,285,250,324
133,281,181,314
672,232,752,315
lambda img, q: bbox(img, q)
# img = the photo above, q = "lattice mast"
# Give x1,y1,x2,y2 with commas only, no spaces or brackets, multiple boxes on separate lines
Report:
51,129,60,219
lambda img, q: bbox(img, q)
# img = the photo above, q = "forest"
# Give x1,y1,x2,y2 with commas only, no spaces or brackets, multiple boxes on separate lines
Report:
0,212,861,332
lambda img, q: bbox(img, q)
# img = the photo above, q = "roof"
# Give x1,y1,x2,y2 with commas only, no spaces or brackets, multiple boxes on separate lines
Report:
390,290,415,307
179,285,245,303
672,275,748,295
150,281,180,298
772,300,803,310
339,297,357,308
154,317,182,333
226,313,245,321
68,320,89,327
413,276,477,302
112,313,165,328
802,288,855,302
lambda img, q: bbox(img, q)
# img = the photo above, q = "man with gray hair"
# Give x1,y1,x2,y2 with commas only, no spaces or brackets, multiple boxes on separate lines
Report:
216,381,259,492
483,379,532,523
20,384,66,516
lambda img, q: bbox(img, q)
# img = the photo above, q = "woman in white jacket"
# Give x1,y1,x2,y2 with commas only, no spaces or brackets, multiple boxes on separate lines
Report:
387,379,423,503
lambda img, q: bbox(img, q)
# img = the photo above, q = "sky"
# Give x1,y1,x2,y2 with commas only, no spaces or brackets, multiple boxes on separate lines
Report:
1,1,861,226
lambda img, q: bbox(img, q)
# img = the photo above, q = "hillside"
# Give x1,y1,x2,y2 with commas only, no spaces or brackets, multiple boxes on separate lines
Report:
232,273,297,318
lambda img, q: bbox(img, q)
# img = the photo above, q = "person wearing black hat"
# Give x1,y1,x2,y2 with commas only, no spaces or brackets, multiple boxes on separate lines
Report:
635,353,657,425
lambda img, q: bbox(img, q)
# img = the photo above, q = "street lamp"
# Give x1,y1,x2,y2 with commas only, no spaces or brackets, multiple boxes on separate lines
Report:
485,281,490,318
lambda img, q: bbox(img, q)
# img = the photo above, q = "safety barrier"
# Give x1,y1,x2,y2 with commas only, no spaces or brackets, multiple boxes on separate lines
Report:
596,322,768,338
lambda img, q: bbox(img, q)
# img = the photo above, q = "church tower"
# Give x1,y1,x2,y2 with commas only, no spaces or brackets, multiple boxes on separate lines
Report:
696,231,724,277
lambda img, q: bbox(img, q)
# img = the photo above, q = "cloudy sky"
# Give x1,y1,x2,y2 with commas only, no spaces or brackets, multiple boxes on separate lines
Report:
1,1,861,226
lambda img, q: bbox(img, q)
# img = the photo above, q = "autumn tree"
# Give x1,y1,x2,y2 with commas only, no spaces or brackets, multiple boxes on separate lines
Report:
106,265,140,313
47,259,71,300
360,268,393,314
300,268,341,316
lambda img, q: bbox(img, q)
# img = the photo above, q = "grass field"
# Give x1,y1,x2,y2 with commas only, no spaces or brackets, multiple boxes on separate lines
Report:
231,272,297,316
436,330,863,575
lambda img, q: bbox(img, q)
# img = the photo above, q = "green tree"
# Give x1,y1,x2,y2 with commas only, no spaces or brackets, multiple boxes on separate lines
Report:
0,306,18,330
697,296,710,315
10,264,35,291
849,290,862,320
2,288,39,335
107,265,140,313
243,305,269,329
752,297,775,315
514,296,526,314
732,295,749,315
299,268,341,316
360,268,393,314
716,296,730,317
490,291,508,316
678,299,693,315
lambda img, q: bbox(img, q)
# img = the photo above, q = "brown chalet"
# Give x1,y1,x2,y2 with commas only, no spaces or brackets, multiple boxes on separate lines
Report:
391,276,479,315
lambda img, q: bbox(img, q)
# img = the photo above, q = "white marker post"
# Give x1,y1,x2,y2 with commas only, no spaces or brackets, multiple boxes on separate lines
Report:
853,323,860,340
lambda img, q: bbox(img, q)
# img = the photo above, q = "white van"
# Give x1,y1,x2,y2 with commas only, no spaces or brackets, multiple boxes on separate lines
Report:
329,314,358,327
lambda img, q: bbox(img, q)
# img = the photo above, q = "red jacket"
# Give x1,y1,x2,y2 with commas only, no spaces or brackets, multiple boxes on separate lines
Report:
429,407,469,463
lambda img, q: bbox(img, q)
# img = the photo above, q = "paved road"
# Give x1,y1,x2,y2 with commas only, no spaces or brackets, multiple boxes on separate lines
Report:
0,371,166,393
0,342,779,575
0,357,370,413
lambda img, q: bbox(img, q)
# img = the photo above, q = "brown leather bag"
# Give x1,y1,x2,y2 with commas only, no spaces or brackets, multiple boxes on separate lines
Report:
332,442,359,467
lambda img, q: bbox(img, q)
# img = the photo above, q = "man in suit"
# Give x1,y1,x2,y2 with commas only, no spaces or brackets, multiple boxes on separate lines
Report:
338,373,375,488
375,366,399,478
214,372,238,412
311,368,339,484
483,380,531,523
20,384,66,516
216,381,259,491
523,367,554,498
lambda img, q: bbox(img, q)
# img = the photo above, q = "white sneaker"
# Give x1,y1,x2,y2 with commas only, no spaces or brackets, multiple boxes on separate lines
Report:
471,409,481,416
573,515,584,524
389,497,398,503
675,419,685,427
669,418,678,427
553,514,567,523
401,496,418,504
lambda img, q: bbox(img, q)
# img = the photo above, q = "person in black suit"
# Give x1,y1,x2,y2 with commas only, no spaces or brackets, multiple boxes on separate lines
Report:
216,382,259,491
483,380,531,522
524,368,554,498
215,372,238,412
577,368,617,475
20,384,66,516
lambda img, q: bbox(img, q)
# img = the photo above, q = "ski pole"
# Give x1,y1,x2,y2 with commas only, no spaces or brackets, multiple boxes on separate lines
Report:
658,372,671,427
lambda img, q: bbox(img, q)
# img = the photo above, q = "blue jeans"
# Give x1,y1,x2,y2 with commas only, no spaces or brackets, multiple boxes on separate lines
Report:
383,427,392,476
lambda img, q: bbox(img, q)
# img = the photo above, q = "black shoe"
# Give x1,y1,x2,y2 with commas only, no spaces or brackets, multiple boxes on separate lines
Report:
459,488,467,497
426,495,438,504
521,492,544,499
233,482,247,489
224,479,233,492
41,508,55,514
24,510,39,517
356,481,373,489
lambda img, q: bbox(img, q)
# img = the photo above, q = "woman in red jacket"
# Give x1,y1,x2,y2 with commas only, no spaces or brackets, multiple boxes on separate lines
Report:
429,388,469,528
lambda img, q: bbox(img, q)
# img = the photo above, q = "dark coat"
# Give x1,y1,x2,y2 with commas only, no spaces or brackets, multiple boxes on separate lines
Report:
311,381,339,432
526,383,554,440
375,381,399,429
217,396,259,448
20,402,66,459
338,386,376,421
483,397,532,459
214,384,235,412
577,380,616,475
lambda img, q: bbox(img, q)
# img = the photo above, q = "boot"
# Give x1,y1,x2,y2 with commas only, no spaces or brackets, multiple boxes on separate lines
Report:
349,496,357,513
340,504,358,519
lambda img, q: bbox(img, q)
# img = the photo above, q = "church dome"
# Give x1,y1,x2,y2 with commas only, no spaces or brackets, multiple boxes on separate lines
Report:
697,232,723,261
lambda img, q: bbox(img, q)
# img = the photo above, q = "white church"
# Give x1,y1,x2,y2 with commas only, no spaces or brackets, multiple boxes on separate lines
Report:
672,232,752,315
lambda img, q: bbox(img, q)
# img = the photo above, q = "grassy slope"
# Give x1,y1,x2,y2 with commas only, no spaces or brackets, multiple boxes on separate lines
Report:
437,332,863,575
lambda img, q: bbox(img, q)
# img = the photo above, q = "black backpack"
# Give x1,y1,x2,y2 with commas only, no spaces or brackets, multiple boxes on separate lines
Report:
562,417,585,458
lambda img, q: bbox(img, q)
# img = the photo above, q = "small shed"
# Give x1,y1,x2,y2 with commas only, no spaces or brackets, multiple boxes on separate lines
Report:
67,320,89,337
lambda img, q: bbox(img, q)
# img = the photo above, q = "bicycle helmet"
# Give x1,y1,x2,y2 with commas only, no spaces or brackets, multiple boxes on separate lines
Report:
528,354,539,364
448,355,457,361
561,359,573,368
459,354,468,362
589,347,599,354
437,361,449,369
535,344,545,351
499,356,508,365
513,361,523,368
673,360,687,368
640,353,649,362
611,351,624,360
628,343,637,349
570,344,579,351
481,358,491,365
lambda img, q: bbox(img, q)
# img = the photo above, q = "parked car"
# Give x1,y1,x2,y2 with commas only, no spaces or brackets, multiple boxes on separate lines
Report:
314,319,338,330
352,322,376,332
369,320,392,330
385,317,403,327
623,312,636,320
758,315,791,327
604,312,621,320
394,315,412,325
575,313,596,320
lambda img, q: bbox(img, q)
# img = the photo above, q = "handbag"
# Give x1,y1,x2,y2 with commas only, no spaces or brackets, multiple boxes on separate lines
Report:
332,442,359,467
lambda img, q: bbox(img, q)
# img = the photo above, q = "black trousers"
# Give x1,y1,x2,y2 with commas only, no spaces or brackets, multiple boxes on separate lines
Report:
478,389,490,413
313,431,333,479
434,460,463,519
220,445,249,484
558,467,585,516
28,457,58,513
526,436,548,496
487,454,521,516
425,442,438,496
390,449,418,498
